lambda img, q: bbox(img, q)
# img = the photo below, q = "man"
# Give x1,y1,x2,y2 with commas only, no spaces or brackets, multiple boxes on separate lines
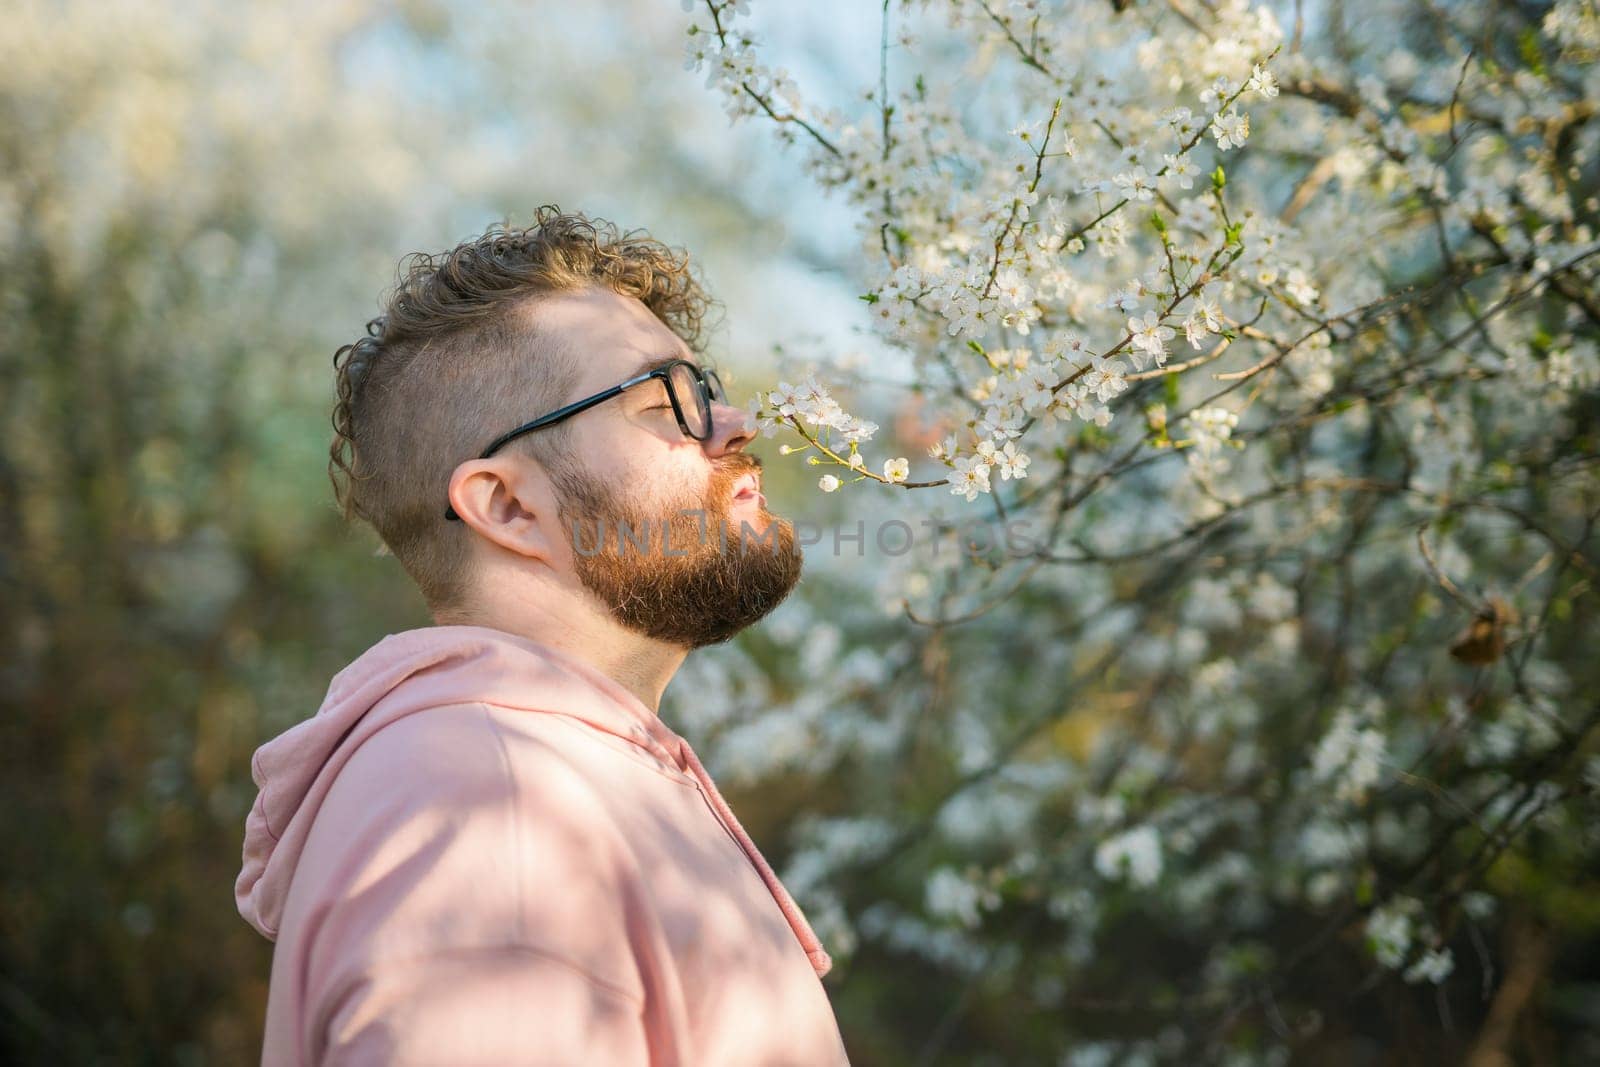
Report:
235,207,850,1065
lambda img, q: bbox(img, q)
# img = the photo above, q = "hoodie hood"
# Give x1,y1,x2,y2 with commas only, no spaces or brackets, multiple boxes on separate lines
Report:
235,624,831,977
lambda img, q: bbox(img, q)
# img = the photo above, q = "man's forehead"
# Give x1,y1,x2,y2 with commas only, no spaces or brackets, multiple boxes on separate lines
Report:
530,286,699,391
581,340,704,394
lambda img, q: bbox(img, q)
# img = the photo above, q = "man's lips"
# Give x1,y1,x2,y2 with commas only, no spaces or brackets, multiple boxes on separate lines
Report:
732,473,764,507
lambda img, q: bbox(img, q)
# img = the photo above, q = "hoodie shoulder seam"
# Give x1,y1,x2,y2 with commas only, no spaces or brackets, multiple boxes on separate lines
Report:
475,702,529,949
469,702,646,1006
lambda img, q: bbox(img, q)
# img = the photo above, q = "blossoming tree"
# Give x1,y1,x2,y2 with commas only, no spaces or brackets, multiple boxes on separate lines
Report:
680,0,1600,1060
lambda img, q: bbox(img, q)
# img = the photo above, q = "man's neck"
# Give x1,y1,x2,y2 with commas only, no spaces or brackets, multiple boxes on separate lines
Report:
433,584,687,715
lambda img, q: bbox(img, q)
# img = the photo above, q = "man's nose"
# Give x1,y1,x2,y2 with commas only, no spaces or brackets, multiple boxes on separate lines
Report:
704,398,758,456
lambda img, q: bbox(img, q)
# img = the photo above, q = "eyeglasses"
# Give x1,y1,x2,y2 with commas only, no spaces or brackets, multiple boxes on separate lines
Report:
444,358,727,521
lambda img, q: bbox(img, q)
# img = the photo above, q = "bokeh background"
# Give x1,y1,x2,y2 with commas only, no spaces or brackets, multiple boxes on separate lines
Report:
4,1,1600,1065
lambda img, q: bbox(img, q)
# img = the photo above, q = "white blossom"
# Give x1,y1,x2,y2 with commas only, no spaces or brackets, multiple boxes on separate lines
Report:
1366,897,1419,968
1403,948,1454,985
1210,109,1250,150
1114,166,1157,202
1311,710,1387,803
1162,152,1199,190
925,866,1000,929
1095,826,1163,888
1082,353,1130,402
1245,63,1279,99
1128,311,1176,367
950,455,992,501
995,441,1030,480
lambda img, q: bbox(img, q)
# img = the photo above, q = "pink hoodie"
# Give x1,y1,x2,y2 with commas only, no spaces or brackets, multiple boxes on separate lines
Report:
236,624,851,1066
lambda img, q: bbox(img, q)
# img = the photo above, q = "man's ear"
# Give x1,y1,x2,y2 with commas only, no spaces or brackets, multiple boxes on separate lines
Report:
446,458,562,563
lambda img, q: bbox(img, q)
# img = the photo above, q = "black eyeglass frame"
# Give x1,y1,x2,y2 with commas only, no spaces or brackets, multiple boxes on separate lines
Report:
444,358,726,521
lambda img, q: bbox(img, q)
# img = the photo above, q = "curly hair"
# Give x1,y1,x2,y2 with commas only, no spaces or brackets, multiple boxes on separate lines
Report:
329,206,718,613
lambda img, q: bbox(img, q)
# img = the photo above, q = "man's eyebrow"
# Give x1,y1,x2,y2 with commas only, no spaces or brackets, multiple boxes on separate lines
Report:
625,352,714,379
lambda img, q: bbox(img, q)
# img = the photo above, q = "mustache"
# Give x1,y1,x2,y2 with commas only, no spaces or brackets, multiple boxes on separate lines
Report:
711,453,763,482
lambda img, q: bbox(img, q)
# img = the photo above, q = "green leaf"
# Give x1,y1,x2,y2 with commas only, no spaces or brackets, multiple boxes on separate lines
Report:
859,292,880,304
1518,28,1546,77
1356,872,1374,906
1163,374,1179,407
967,339,987,357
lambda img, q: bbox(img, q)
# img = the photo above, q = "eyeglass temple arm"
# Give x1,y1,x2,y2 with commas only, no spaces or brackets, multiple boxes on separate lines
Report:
443,373,662,521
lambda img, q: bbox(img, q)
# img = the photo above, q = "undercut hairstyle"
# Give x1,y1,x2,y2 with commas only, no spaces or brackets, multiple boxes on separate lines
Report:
329,206,718,614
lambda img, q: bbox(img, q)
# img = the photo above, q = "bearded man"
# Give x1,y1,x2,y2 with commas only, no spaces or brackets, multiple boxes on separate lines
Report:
234,207,849,1066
